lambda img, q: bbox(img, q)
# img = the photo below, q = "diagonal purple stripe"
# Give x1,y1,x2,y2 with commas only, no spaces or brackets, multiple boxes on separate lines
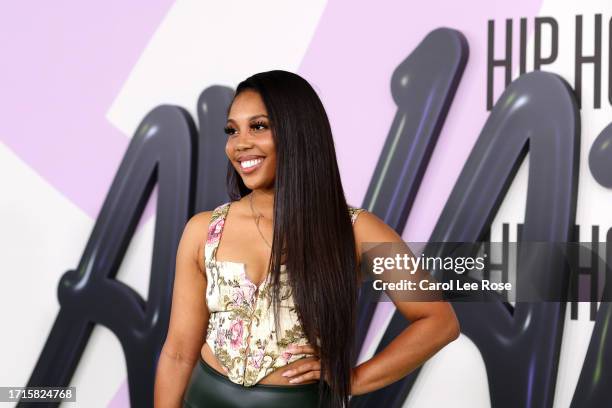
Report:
0,1,174,222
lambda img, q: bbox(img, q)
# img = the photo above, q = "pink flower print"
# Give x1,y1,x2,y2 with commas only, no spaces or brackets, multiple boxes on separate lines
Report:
243,282,256,304
229,319,244,350
206,217,225,245
249,348,265,369
280,351,293,363
232,287,246,305
232,281,256,306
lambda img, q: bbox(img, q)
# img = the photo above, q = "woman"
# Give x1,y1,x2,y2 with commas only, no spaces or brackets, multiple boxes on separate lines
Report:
154,70,460,408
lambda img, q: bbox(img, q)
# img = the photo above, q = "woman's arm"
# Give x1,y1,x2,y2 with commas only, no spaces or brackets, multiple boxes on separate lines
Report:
154,212,211,408
350,210,460,396
282,210,460,390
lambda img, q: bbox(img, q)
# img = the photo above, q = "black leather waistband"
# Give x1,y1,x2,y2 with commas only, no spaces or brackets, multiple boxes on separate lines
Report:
183,356,326,408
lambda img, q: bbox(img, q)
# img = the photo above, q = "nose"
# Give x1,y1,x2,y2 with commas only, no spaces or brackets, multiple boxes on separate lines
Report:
233,127,254,151
235,139,252,152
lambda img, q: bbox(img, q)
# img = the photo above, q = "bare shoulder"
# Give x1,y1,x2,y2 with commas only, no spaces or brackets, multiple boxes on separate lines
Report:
188,209,214,229
352,210,403,264
353,209,402,243
182,210,214,274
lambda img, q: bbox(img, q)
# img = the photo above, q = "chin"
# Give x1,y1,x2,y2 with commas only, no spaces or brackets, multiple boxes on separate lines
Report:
242,180,267,190
242,176,273,190
237,170,272,190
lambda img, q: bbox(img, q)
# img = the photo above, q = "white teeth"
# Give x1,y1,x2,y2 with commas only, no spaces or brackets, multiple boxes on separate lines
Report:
240,158,264,169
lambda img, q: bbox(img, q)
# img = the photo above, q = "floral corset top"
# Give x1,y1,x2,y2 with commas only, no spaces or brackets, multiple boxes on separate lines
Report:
204,201,365,387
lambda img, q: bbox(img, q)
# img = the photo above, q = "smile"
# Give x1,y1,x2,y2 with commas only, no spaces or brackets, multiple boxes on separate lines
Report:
239,157,264,173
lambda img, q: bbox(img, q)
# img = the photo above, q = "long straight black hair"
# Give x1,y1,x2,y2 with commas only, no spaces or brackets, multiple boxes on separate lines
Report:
226,70,359,408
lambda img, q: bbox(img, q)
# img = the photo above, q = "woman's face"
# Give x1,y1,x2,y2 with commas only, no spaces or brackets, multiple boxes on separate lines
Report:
224,89,277,191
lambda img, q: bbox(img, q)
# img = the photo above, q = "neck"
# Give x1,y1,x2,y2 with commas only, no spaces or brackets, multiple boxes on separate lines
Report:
250,188,275,218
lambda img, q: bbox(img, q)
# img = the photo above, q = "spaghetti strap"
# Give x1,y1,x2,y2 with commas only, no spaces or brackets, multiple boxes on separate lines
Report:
204,202,231,266
349,206,365,225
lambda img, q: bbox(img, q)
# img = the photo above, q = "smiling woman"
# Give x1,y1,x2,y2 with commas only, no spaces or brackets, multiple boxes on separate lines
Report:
223,94,277,190
154,70,460,408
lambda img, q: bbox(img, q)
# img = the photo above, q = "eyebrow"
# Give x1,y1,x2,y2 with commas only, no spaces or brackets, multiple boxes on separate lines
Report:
226,114,268,124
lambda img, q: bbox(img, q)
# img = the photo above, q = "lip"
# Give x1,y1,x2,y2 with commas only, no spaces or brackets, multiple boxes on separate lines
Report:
236,154,265,162
238,157,264,174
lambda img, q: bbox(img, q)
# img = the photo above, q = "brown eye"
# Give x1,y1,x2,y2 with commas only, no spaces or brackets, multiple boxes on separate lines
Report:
251,121,268,131
224,126,236,135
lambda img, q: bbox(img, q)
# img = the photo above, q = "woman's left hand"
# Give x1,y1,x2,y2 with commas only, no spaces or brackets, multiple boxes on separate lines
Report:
281,344,328,384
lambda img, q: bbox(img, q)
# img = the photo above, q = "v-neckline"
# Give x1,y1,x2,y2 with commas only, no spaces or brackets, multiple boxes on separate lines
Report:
210,259,286,290
212,201,286,290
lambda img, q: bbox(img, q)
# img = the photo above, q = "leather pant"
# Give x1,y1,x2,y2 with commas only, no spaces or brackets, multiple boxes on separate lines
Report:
183,355,328,408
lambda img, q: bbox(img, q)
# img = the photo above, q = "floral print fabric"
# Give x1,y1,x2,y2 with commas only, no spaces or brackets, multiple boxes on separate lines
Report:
204,201,365,386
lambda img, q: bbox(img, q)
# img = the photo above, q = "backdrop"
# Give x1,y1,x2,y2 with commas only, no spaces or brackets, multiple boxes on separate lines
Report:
1,1,610,407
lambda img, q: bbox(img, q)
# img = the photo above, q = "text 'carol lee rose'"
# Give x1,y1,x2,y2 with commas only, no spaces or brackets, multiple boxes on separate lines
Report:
372,279,512,292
